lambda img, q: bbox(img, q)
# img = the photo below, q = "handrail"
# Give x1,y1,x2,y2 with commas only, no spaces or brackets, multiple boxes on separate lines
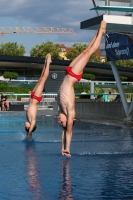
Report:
1,93,132,105
0,92,14,94
3,93,133,96
76,93,133,95
3,93,57,96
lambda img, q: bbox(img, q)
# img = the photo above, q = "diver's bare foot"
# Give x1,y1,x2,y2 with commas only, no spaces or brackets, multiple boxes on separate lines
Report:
62,150,71,157
100,20,106,35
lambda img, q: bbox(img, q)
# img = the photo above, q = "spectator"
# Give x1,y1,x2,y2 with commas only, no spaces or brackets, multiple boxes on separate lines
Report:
1,92,10,111
103,93,108,102
114,95,121,103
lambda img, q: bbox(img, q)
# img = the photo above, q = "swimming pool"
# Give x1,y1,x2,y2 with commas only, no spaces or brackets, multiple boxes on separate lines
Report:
0,111,133,199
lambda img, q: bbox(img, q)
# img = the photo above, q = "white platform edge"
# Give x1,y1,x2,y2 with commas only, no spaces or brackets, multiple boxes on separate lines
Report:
81,14,133,33
103,14,132,24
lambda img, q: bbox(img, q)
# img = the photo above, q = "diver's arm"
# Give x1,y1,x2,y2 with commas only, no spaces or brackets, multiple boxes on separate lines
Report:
65,109,75,155
61,129,65,154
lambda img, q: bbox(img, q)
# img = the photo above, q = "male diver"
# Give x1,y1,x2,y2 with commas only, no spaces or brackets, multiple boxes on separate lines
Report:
57,21,106,157
25,53,52,137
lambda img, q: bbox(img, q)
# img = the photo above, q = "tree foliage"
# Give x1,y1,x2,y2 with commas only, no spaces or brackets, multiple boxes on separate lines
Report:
66,42,101,63
120,76,128,81
66,42,133,68
74,84,104,94
115,59,133,68
74,84,90,93
83,73,95,80
0,82,32,94
89,53,101,63
66,43,87,60
30,41,61,59
3,71,18,81
104,57,133,68
0,42,25,56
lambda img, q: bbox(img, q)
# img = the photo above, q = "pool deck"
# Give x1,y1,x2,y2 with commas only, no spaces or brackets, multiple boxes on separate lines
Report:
79,118,126,127
1,107,133,128
37,109,132,128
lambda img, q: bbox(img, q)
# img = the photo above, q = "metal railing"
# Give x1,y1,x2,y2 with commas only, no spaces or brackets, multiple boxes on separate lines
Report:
2,93,133,107
76,93,133,102
5,93,57,107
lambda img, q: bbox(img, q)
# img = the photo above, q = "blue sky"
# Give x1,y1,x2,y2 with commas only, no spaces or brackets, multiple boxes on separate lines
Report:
0,0,129,56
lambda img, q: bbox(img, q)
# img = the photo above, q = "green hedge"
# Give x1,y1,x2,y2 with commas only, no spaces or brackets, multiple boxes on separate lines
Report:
74,85,104,100
124,88,133,93
1,82,133,94
0,83,32,93
74,84,104,94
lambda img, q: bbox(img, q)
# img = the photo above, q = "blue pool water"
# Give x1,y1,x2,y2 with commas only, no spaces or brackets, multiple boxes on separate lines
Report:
1,112,133,199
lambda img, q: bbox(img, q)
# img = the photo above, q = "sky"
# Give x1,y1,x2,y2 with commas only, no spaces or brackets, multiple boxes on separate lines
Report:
0,0,129,56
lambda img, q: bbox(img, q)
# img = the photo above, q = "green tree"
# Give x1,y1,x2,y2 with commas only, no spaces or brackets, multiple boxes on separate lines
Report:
83,73,95,80
74,84,104,94
115,59,133,68
120,76,128,81
66,43,87,60
66,43,101,63
74,84,90,93
104,57,133,68
0,42,25,56
3,71,18,81
89,52,101,63
30,41,61,59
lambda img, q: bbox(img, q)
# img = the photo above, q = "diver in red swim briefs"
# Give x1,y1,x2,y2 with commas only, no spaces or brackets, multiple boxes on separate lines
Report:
57,20,106,157
25,53,52,137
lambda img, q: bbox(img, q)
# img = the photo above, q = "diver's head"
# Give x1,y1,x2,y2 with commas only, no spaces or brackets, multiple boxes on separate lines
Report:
58,114,67,128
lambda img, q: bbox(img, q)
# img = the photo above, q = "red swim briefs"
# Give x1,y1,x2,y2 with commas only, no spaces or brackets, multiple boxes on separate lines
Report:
66,66,82,81
30,91,42,102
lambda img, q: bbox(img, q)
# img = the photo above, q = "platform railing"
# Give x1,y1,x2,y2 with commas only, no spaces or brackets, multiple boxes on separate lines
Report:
75,93,133,103
2,93,133,107
5,93,58,107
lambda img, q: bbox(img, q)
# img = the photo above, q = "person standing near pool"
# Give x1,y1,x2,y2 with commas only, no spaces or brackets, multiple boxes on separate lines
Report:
57,20,106,157
1,92,10,111
25,53,52,137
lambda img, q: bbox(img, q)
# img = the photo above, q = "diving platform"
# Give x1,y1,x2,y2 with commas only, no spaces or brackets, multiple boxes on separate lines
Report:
80,14,133,33
90,6,133,12
80,0,133,123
